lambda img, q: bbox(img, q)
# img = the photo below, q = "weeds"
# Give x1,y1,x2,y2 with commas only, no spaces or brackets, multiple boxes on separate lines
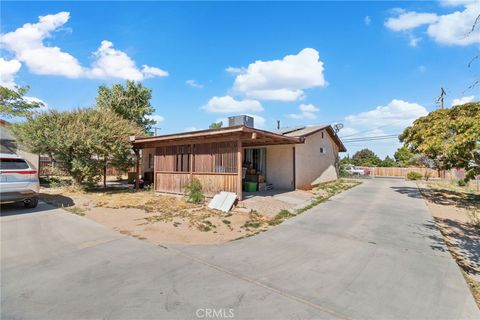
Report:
185,178,205,204
268,210,295,226
65,207,86,216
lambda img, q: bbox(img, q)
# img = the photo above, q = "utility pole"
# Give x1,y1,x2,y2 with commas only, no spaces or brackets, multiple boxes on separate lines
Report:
436,88,446,110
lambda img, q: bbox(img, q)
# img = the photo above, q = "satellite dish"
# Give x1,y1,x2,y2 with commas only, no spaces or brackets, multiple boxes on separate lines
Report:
333,123,344,133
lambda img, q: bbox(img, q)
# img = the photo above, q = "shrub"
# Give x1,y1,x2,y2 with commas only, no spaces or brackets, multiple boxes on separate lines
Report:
457,179,467,187
406,171,423,180
185,178,205,204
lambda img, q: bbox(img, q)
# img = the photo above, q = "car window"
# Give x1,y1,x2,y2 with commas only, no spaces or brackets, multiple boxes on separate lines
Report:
0,158,29,170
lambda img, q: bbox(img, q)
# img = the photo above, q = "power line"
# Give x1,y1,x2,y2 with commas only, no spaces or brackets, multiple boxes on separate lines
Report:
342,134,400,143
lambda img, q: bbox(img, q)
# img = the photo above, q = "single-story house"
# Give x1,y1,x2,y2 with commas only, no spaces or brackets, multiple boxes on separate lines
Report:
132,115,346,200
1,119,39,169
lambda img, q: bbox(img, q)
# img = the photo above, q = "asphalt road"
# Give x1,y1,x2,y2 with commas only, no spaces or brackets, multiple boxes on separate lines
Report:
1,179,478,320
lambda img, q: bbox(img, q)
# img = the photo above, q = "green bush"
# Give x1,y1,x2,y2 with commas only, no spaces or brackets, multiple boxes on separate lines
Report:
185,178,205,204
406,171,423,180
457,179,467,187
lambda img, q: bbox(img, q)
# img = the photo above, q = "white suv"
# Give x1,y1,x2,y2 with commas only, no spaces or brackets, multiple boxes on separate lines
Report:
0,153,39,208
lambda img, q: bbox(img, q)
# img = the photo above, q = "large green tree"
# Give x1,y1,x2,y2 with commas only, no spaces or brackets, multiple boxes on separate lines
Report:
12,108,142,186
380,156,396,167
209,121,223,129
394,146,414,166
352,148,381,166
0,86,43,118
96,81,155,133
400,102,480,180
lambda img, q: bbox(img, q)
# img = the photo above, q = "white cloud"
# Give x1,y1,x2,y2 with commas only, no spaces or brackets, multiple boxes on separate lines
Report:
451,95,475,106
0,12,84,78
147,114,165,124
231,48,326,101
0,58,22,88
186,79,203,88
225,66,245,74
185,126,198,131
385,11,439,31
440,0,476,7
0,12,169,80
345,99,428,128
287,103,319,120
364,16,372,25
142,65,169,78
385,3,480,46
25,96,49,112
201,95,264,113
409,35,421,47
246,114,266,128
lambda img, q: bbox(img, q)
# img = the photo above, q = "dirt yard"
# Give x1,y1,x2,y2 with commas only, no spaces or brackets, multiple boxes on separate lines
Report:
39,179,360,245
417,180,480,307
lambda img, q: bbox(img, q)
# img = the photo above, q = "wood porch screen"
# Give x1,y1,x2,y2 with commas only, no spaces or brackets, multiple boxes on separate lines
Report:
155,142,238,173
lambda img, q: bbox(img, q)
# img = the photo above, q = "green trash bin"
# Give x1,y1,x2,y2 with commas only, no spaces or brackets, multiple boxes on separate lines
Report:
244,181,257,192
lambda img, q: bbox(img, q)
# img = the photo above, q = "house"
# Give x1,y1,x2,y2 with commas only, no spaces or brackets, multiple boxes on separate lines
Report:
0,119,39,169
132,115,346,200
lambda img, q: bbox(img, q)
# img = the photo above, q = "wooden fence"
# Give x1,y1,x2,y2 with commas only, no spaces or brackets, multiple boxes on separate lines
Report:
360,166,461,179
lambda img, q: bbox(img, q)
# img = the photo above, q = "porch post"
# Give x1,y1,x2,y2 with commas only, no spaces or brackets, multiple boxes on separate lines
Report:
190,144,194,182
237,139,243,200
133,147,140,191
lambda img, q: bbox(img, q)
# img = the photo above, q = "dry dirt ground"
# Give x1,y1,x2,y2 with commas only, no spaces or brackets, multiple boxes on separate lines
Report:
38,179,360,245
417,180,480,307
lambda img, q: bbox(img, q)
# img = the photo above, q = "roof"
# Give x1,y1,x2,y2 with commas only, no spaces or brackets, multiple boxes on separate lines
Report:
133,125,304,148
278,124,346,152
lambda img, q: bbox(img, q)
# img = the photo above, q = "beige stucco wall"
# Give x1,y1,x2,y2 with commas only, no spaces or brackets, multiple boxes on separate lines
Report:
294,130,339,189
265,145,294,190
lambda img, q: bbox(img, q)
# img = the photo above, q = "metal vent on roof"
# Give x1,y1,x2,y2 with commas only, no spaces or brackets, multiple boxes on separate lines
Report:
228,115,254,128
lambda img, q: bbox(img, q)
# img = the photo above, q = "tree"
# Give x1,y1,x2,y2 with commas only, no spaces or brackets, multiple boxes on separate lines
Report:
209,121,223,129
380,156,396,167
394,146,414,166
12,108,142,186
0,86,43,118
351,148,381,166
96,81,155,133
400,102,480,180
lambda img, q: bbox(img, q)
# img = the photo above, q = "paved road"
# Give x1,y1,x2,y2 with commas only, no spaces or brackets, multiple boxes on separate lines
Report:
1,179,478,319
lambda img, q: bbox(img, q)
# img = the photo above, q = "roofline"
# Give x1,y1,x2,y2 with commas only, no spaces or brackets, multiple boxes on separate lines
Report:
283,125,346,152
132,125,303,145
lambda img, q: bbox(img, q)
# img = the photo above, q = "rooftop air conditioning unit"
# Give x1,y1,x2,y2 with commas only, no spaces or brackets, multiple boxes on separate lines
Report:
228,115,254,128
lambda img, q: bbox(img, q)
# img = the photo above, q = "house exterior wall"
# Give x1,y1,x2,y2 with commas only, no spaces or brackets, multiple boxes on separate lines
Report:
142,148,155,173
266,145,294,190
294,130,339,189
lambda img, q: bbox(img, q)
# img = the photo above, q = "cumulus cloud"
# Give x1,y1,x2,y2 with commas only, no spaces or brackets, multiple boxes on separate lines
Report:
201,96,263,113
451,95,475,106
0,58,22,88
147,114,165,124
186,79,203,88
345,99,428,128
364,16,372,25
385,3,480,46
185,126,199,132
287,103,320,120
0,12,168,81
246,114,266,128
231,48,326,101
0,12,84,77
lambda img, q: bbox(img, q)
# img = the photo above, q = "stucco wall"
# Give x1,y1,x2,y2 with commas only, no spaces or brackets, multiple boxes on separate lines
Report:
295,130,339,189
265,145,294,190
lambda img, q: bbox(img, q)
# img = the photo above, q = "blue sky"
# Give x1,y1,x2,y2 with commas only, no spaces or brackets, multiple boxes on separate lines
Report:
1,1,479,158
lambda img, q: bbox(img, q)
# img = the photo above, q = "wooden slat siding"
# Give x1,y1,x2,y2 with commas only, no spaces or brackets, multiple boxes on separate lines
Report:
154,141,239,195
155,172,191,193
193,173,238,195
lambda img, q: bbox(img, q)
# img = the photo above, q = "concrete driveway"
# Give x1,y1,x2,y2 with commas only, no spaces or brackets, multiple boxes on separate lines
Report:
1,179,478,319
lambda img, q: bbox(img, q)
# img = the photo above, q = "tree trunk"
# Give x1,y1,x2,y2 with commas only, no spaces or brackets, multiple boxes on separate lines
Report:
103,160,107,188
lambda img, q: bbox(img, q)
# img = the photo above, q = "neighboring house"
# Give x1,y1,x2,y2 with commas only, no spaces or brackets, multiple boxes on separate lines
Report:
0,119,39,169
132,115,346,200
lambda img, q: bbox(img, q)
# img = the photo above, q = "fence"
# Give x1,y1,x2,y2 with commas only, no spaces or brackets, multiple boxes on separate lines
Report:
358,166,462,179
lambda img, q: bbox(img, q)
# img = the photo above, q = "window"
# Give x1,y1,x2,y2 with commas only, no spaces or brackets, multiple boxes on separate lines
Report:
175,153,190,172
0,158,29,170
320,147,327,154
148,153,154,169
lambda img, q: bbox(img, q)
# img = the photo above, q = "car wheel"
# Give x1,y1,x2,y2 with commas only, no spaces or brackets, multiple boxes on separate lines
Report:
24,197,38,208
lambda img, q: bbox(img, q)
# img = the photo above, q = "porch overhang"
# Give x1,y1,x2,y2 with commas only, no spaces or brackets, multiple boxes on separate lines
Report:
132,125,304,148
